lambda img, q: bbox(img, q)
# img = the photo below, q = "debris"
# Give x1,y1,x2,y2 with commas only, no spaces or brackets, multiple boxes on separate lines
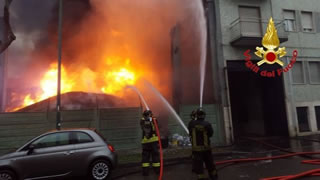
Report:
170,134,191,147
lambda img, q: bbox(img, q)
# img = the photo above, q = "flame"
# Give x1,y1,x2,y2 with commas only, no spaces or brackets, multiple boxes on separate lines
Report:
39,63,74,100
262,18,280,49
101,68,136,94
7,57,140,112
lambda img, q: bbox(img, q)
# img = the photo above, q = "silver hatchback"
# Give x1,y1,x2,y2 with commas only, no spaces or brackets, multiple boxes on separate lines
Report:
0,129,117,180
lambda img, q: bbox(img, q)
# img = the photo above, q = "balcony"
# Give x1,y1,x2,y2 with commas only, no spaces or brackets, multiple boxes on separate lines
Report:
229,18,289,47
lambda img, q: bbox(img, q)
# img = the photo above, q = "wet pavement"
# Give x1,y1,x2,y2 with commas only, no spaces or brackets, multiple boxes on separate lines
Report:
110,136,320,180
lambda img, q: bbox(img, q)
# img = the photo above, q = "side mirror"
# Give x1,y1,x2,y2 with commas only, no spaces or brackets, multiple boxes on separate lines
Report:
27,145,35,155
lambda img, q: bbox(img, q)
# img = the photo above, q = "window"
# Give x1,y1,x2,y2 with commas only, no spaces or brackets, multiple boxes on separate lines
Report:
31,132,70,148
301,11,313,32
291,61,304,84
316,106,320,130
309,62,320,83
239,6,262,36
72,132,94,144
296,107,310,132
283,10,296,31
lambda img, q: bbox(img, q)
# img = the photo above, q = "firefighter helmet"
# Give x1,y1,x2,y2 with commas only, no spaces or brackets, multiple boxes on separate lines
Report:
196,108,206,120
190,110,197,120
143,110,153,117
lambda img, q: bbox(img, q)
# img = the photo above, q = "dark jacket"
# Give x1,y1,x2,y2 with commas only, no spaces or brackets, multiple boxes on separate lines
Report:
188,119,213,151
140,117,159,144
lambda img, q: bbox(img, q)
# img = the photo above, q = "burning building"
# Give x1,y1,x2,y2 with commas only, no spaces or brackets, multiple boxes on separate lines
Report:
4,0,216,112
0,0,220,152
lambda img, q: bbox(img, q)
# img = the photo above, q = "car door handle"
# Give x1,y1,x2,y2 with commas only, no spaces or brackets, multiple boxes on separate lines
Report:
63,151,75,155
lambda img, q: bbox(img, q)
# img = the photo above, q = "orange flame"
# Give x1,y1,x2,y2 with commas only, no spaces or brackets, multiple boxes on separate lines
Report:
7,57,140,112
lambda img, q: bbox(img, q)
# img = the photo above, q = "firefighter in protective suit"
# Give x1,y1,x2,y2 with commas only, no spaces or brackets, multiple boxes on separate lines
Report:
188,108,218,180
140,110,160,176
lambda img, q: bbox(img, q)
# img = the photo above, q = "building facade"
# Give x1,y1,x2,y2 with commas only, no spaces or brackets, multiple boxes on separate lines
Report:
207,0,320,144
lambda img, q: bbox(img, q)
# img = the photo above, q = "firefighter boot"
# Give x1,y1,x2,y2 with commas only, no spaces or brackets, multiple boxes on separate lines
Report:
142,167,149,176
153,167,160,175
209,169,218,180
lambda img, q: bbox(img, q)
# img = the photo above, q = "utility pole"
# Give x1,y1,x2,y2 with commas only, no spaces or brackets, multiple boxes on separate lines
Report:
56,0,63,130
170,24,181,113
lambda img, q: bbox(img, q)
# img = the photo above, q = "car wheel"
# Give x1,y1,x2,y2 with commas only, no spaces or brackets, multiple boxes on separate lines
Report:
90,160,111,180
0,170,16,180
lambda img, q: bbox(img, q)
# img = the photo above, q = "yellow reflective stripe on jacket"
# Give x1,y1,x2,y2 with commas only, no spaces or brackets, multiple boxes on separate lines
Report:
151,120,155,131
141,135,159,144
152,162,160,167
191,124,211,151
142,163,150,167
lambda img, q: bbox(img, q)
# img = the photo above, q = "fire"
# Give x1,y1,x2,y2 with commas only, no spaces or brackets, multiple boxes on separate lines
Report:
101,68,136,94
39,64,74,100
7,57,140,112
21,63,74,108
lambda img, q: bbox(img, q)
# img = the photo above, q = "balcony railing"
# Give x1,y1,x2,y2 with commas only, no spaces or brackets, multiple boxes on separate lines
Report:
229,18,289,46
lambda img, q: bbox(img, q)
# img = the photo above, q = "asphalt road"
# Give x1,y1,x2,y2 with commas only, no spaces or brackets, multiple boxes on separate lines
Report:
110,136,320,180
111,157,320,180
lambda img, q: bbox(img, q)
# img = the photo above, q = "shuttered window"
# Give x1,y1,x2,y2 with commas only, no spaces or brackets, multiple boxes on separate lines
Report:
301,11,313,32
283,10,296,31
309,62,320,83
291,61,304,84
239,6,262,36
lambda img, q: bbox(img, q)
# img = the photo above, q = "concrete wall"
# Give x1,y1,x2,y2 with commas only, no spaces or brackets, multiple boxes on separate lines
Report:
271,0,320,135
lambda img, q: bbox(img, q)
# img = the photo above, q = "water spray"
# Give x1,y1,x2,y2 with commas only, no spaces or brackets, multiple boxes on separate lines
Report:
198,0,208,108
143,80,189,135
126,85,150,110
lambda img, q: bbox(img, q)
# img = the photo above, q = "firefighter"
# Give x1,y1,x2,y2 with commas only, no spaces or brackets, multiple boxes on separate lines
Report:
188,108,218,180
140,110,160,176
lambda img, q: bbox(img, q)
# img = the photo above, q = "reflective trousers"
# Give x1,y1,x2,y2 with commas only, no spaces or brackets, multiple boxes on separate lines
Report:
142,142,160,174
193,150,217,180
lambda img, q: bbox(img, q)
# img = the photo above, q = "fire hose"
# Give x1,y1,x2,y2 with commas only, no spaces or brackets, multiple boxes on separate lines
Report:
110,135,320,180
214,137,320,180
153,118,163,180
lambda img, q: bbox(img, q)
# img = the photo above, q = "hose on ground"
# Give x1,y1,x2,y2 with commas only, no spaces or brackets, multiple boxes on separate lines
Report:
111,137,320,180
240,137,320,180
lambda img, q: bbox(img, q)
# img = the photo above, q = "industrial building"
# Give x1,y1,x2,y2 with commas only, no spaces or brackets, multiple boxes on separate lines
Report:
203,0,320,145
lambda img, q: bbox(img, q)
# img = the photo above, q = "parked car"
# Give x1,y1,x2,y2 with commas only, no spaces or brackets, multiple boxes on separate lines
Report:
0,129,117,180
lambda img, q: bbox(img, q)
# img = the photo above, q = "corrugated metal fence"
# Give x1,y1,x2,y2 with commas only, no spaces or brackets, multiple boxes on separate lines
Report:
0,105,222,155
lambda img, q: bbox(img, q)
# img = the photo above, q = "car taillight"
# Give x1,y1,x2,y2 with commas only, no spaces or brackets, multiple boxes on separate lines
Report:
108,144,115,152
